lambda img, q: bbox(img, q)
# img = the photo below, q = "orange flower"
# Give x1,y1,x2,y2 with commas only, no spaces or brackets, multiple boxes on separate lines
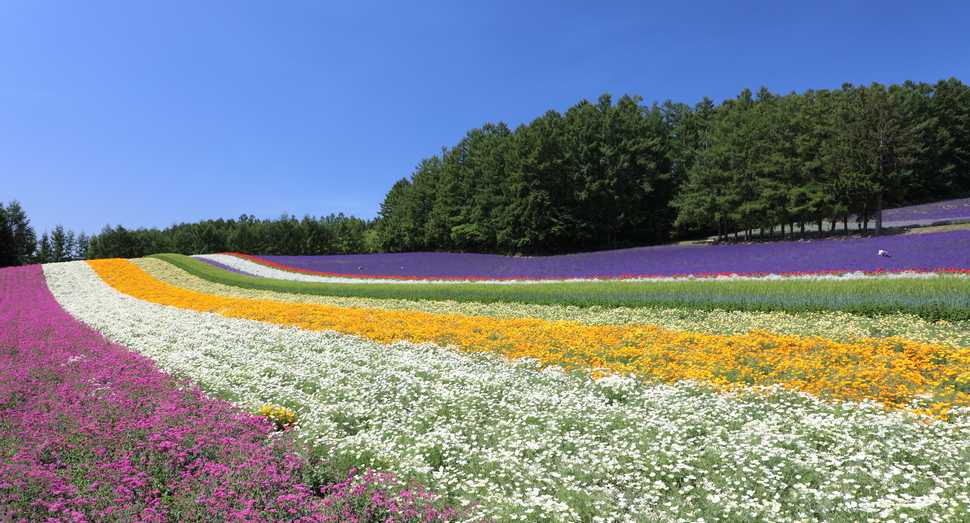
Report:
88,259,970,418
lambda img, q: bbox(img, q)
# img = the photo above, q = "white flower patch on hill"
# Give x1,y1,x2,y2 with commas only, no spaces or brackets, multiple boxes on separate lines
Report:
44,261,970,523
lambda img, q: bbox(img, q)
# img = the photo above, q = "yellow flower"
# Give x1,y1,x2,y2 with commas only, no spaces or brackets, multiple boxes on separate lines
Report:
90,259,970,419
258,403,298,431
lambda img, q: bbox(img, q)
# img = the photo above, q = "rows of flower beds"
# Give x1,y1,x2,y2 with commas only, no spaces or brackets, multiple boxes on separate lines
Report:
195,252,970,284
0,264,475,522
138,256,970,352
83,258,970,419
7,226,970,522
22,258,970,522
158,252,970,323
0,265,325,521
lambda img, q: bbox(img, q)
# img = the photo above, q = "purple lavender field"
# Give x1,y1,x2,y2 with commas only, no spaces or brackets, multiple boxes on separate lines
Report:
256,229,970,279
873,197,970,227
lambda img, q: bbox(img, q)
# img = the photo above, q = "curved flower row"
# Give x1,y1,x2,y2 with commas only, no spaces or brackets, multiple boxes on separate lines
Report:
197,253,970,285
88,258,970,418
0,265,326,521
138,256,970,351
42,261,970,522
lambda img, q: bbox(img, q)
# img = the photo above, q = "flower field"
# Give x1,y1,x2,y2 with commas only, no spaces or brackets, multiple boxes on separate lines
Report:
874,198,970,227
0,265,477,521
4,232,970,522
243,229,970,279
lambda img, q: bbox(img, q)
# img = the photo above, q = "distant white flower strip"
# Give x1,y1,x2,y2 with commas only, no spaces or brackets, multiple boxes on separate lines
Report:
194,253,961,285
44,261,970,523
194,254,599,284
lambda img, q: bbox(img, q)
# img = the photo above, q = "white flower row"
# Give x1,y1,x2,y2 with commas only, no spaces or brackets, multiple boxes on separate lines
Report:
194,254,610,284
194,253,961,285
44,261,970,523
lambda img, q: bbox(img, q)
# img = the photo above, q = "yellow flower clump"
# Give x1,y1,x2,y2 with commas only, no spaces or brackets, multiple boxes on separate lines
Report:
257,403,298,431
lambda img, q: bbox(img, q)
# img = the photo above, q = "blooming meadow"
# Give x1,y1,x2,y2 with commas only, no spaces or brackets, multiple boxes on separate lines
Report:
194,253,970,285
139,257,970,349
32,260,970,522
875,197,970,227
0,265,478,522
245,229,970,279
80,258,970,419
0,265,326,521
5,223,970,522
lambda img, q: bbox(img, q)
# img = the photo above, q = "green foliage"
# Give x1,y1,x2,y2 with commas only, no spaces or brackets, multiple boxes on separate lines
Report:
0,205,18,267
374,94,679,255
88,213,374,259
0,200,91,265
0,200,38,266
375,79,970,255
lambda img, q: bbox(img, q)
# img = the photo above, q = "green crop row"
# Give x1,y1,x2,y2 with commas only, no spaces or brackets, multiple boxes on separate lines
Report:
149,254,970,322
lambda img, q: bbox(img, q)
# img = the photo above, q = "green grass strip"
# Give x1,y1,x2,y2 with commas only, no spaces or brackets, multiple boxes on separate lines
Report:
149,253,970,322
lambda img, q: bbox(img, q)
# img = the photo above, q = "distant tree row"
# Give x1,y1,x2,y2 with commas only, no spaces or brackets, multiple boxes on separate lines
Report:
86,213,374,260
373,78,970,253
0,200,88,267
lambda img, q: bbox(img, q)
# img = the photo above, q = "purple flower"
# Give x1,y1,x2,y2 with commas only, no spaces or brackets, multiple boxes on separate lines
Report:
871,197,970,226
251,230,970,279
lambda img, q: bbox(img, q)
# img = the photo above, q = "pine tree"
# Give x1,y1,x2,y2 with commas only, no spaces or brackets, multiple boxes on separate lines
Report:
0,205,18,267
3,200,37,264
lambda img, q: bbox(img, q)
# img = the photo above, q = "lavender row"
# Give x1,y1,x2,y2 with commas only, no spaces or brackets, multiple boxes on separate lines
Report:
254,230,970,279
877,197,970,224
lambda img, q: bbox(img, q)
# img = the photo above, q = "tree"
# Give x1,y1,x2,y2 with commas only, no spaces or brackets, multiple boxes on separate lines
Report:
453,122,512,252
0,206,18,267
831,82,912,236
897,78,970,201
499,110,572,254
75,231,90,260
88,224,139,259
228,216,260,254
669,97,719,238
2,200,37,264
50,225,68,262
37,232,53,264
373,176,427,253
672,90,758,240
929,78,970,198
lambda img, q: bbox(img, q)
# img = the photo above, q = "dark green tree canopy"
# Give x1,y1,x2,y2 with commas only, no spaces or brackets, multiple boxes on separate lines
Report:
375,79,968,254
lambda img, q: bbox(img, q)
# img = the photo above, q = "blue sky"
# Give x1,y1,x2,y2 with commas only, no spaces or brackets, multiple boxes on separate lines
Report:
3,0,968,237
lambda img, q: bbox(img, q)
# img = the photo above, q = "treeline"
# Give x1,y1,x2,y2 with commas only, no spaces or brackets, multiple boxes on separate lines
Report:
373,78,970,254
0,202,375,266
86,213,373,260
0,200,88,267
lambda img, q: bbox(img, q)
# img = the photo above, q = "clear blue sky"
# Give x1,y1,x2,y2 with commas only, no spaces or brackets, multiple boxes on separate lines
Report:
3,0,968,237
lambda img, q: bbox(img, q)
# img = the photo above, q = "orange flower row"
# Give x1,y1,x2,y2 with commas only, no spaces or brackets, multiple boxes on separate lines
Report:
88,259,970,418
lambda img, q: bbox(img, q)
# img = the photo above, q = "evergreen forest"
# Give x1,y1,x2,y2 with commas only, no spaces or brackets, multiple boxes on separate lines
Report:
372,79,970,254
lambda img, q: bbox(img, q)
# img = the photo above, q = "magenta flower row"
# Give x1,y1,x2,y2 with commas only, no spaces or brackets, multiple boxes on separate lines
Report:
0,264,473,522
